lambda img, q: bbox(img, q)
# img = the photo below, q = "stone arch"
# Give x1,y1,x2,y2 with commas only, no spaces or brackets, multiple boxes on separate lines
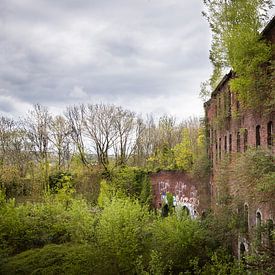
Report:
256,210,262,243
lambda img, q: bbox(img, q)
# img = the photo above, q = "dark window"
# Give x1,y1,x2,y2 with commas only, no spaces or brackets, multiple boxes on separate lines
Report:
237,131,241,152
256,125,261,147
267,121,273,147
256,211,262,226
229,134,232,153
256,211,262,242
244,129,248,152
236,100,240,112
224,135,227,152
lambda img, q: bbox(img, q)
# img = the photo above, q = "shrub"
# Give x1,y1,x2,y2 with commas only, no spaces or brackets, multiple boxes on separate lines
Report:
149,214,205,273
96,197,151,274
0,243,98,275
0,191,96,257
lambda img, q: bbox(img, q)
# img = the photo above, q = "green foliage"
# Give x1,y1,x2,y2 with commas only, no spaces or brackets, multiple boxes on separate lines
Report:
96,197,151,274
173,129,194,172
0,191,95,257
173,127,210,179
147,143,176,171
233,148,275,201
149,214,205,273
199,251,245,275
98,166,152,207
0,243,98,275
49,171,75,193
203,0,273,108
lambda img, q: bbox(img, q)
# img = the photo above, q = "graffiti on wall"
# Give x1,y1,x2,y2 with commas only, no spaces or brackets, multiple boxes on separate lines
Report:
158,180,199,218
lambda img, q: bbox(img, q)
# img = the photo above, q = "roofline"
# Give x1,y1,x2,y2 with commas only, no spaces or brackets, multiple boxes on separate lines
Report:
211,70,233,97
261,15,275,37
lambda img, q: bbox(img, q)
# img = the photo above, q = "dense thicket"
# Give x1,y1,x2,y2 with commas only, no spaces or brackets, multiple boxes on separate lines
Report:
0,189,246,275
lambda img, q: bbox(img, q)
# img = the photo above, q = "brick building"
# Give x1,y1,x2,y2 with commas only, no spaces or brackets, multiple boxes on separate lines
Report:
204,17,275,257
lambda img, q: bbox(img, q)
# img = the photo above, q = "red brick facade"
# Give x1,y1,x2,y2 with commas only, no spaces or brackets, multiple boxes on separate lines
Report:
204,17,275,255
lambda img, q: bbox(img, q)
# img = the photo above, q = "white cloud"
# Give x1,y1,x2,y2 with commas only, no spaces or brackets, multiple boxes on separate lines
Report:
0,0,212,120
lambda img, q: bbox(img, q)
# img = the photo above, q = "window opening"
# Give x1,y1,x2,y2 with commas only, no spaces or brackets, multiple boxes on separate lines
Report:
244,129,248,152
256,125,261,147
237,131,241,152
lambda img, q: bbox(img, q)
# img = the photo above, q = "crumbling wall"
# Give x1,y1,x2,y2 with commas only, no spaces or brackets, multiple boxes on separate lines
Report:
150,170,210,216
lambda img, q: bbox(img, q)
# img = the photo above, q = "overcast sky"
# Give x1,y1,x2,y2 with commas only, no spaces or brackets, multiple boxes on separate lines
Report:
0,0,213,120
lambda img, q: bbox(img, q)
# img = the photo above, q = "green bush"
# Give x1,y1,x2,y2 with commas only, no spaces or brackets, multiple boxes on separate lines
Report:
98,166,152,207
96,197,151,274
49,171,75,193
0,243,98,275
149,214,205,273
0,190,96,257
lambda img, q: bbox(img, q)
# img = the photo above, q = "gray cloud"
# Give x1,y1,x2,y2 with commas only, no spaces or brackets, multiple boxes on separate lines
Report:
0,0,212,120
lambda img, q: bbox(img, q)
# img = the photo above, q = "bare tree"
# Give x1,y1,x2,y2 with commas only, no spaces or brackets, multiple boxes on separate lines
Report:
23,104,51,190
49,115,72,171
133,114,157,166
84,104,119,170
113,107,137,166
65,105,89,166
0,116,15,167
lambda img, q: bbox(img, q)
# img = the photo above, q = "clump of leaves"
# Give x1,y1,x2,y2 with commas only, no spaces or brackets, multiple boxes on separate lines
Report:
203,0,273,109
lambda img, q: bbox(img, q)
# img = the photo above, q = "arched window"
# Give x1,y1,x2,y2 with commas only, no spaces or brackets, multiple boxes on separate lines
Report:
224,135,227,152
244,204,249,233
237,131,241,152
256,211,262,242
256,125,261,147
267,121,273,147
244,129,248,152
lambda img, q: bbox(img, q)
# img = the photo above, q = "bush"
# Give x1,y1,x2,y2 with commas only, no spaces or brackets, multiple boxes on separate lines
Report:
49,171,75,193
0,243,98,275
96,197,151,274
0,190,96,257
149,214,205,273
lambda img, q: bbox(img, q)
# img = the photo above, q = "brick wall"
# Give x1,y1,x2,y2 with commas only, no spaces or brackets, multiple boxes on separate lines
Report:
149,170,210,215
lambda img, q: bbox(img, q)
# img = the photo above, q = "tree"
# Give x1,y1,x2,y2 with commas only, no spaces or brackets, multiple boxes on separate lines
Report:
65,105,89,166
84,104,119,170
113,107,137,166
203,0,273,108
49,115,72,171
24,104,50,189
